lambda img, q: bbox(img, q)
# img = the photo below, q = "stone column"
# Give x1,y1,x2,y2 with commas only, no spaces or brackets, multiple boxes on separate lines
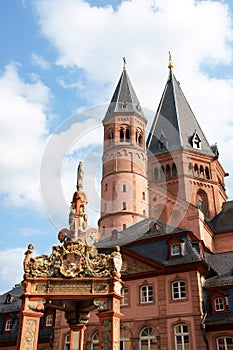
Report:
17,310,43,350
69,324,87,350
98,297,123,350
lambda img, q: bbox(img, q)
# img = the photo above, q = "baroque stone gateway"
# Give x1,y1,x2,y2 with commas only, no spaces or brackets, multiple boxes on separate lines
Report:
17,162,123,350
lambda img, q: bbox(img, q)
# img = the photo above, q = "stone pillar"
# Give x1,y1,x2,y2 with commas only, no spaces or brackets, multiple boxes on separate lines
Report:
70,324,87,350
17,310,43,350
98,297,123,350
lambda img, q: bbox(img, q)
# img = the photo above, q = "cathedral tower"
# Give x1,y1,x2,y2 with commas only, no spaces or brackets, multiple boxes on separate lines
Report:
98,61,148,238
147,55,228,226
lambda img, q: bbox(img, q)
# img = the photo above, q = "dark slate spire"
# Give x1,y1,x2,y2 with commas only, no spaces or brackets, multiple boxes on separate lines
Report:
104,58,144,120
147,55,214,156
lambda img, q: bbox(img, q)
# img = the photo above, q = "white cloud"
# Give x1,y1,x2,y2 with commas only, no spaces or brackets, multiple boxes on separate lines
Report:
34,0,233,197
31,52,50,69
0,63,50,208
0,248,25,294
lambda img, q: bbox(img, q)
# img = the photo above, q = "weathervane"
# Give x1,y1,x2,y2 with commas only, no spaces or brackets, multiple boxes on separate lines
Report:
168,51,174,69
123,56,127,70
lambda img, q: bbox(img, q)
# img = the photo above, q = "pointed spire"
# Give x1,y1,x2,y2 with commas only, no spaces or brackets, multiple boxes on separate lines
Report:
104,60,145,120
147,65,214,156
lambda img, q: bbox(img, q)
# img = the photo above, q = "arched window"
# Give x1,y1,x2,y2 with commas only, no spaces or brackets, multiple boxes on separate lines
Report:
107,128,114,144
123,224,126,230
200,165,204,178
211,293,227,313
139,326,157,350
174,324,190,350
64,333,70,350
160,166,165,179
188,163,193,175
196,190,209,216
4,318,13,332
120,327,131,349
105,183,108,191
172,163,177,177
91,331,99,350
136,128,143,145
214,297,225,312
216,337,233,350
205,167,210,179
154,167,158,181
120,128,124,142
166,164,171,178
125,128,130,142
142,192,146,200
171,281,186,300
123,184,126,192
194,164,199,176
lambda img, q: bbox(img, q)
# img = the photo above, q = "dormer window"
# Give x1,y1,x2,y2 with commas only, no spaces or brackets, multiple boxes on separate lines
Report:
211,293,227,314
3,316,13,333
167,238,183,258
191,131,201,150
158,131,168,150
171,243,180,256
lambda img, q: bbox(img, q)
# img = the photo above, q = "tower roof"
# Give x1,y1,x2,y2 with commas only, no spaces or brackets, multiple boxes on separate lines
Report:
147,62,214,156
104,61,145,120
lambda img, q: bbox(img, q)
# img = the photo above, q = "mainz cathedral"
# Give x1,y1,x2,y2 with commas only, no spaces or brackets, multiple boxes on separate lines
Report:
1,56,233,350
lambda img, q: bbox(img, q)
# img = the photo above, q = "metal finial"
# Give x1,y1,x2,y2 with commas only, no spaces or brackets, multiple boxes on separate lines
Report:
77,161,84,191
168,51,174,69
123,57,127,70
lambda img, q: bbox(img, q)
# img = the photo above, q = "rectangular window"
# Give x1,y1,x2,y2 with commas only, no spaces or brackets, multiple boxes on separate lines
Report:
123,202,126,210
140,285,153,304
46,314,53,327
171,243,180,256
174,324,190,350
123,184,126,192
172,281,186,300
121,287,129,306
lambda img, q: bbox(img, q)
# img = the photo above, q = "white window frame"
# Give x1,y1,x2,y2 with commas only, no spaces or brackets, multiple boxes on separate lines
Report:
216,337,233,350
174,324,190,350
172,281,186,300
139,326,156,350
5,319,13,331
46,314,53,327
121,287,129,306
64,333,70,350
140,285,153,304
91,331,99,350
171,243,180,256
214,297,224,312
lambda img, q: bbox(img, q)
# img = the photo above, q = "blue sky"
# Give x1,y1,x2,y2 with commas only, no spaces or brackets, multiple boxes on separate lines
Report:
0,0,233,293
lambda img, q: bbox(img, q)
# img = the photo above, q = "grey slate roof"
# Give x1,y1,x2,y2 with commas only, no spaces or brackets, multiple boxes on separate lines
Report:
0,284,23,313
203,251,233,327
147,68,214,156
104,67,145,120
207,201,233,234
96,217,185,249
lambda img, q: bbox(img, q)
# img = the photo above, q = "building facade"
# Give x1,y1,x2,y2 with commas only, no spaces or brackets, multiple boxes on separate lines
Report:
1,59,233,350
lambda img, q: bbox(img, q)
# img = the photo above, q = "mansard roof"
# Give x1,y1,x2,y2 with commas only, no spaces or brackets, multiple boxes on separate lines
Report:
96,217,185,249
104,66,145,120
147,67,214,157
207,201,233,234
96,218,211,269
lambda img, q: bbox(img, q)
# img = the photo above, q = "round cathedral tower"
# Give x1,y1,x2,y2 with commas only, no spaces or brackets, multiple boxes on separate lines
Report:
98,62,148,238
